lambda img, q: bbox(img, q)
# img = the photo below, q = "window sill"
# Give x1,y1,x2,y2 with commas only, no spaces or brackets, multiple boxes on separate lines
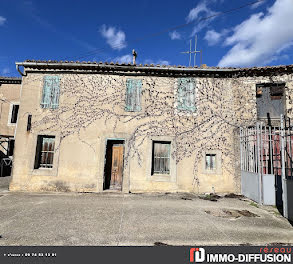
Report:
150,173,172,182
203,169,218,175
32,167,56,176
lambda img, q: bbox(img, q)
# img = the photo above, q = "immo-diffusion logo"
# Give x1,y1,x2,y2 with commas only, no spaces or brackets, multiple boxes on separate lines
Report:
189,247,292,263
190,248,205,263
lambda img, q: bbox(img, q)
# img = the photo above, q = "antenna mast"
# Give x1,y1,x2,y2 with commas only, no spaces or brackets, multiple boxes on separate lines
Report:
181,35,202,67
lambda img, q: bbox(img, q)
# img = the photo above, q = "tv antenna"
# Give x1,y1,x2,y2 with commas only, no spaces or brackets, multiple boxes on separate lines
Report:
181,35,202,67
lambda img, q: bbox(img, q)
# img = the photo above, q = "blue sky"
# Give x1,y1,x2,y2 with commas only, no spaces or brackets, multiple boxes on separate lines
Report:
1,0,293,76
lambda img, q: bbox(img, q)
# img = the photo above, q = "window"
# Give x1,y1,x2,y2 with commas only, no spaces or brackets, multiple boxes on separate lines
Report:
8,139,15,156
177,78,196,112
256,83,285,120
9,104,19,124
151,141,171,175
205,154,216,170
34,136,55,169
125,79,142,112
41,76,60,109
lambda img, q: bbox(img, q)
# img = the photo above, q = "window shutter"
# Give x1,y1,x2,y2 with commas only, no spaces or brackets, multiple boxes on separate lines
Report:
186,79,196,112
34,136,42,169
125,79,142,112
41,76,60,109
133,79,142,111
177,78,196,112
51,76,60,109
125,79,133,111
41,76,52,108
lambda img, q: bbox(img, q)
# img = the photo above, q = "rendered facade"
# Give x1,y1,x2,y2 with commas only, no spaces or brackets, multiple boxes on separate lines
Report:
9,61,293,193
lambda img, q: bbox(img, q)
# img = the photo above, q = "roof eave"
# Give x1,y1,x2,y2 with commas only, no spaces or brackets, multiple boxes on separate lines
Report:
15,62,236,73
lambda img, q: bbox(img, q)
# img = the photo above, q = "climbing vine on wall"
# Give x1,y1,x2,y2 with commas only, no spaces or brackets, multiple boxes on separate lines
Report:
29,73,257,190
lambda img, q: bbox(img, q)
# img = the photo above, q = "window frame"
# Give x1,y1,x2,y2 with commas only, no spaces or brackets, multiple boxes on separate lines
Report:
151,141,171,175
146,136,177,182
256,83,286,120
7,102,20,126
202,150,222,175
205,154,216,171
34,135,56,169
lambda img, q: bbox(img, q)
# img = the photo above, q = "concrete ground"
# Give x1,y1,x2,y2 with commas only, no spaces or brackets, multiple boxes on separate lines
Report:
0,176,11,193
0,177,292,246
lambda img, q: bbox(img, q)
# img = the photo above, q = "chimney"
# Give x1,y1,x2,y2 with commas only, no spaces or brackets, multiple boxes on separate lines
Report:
132,49,137,65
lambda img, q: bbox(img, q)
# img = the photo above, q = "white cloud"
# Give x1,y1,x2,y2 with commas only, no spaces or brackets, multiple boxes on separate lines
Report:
0,16,6,25
204,30,221,46
169,31,181,40
218,0,293,67
251,0,266,9
186,1,217,35
100,25,126,50
114,54,132,64
204,29,229,46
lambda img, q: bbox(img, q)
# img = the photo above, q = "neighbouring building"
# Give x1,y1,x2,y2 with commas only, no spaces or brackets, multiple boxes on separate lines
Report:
0,77,22,176
9,60,293,193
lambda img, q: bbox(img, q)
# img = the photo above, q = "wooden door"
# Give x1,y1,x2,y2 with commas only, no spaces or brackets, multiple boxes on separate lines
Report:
110,145,124,190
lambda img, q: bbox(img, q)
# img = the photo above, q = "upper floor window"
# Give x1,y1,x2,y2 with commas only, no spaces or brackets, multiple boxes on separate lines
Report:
177,78,196,112
41,76,60,109
125,79,142,112
256,83,285,120
9,104,19,124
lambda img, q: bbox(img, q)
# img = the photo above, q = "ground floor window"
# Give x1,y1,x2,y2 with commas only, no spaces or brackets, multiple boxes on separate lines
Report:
8,139,15,156
205,154,216,170
151,141,171,175
34,136,55,169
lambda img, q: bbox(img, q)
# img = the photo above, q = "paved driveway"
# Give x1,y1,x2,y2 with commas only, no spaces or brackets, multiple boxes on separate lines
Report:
0,183,292,246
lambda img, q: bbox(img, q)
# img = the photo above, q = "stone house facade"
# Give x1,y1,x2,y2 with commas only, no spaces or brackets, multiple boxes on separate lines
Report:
9,61,293,193
0,77,21,176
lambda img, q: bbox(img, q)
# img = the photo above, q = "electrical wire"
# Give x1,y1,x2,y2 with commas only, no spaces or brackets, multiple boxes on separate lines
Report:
63,0,266,61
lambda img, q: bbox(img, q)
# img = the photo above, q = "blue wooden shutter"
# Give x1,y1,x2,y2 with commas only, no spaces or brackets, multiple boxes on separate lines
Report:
51,76,60,109
41,76,60,109
125,79,142,112
133,79,142,111
41,76,52,108
177,78,196,112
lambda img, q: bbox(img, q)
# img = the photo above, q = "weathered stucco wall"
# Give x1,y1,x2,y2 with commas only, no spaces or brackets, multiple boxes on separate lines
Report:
0,82,21,137
10,71,293,194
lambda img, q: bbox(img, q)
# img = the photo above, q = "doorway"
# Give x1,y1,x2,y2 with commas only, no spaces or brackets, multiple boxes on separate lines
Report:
103,140,124,191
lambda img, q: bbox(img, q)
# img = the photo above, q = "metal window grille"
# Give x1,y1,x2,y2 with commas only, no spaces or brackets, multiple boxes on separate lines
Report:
152,141,171,174
35,136,55,169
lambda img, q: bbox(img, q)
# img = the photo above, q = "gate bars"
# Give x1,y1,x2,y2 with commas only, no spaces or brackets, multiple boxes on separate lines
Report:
240,115,289,218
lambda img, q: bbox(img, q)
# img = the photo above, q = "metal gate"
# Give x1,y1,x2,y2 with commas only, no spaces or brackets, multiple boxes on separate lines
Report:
282,117,293,221
240,116,292,221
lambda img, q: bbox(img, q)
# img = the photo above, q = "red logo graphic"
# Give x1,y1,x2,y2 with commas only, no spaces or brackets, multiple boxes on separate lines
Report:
190,247,205,263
